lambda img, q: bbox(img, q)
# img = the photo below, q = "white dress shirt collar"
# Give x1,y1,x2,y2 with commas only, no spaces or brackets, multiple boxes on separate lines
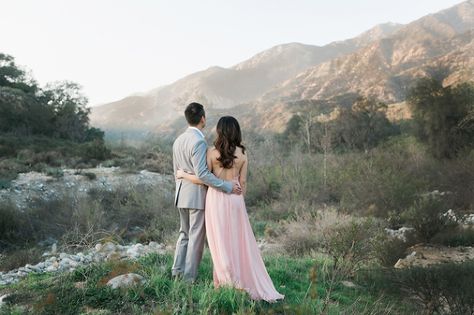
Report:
188,126,205,139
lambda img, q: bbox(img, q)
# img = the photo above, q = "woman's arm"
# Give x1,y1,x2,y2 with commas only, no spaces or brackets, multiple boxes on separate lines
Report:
176,149,214,185
239,156,248,196
176,169,204,185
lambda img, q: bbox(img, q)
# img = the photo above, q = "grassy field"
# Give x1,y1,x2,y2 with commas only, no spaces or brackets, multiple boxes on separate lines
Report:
0,251,417,315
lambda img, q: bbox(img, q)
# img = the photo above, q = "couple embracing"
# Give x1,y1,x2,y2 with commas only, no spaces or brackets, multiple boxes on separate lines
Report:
171,102,284,302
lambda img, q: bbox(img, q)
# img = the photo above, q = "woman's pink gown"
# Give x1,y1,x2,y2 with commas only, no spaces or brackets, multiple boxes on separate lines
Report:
205,176,284,302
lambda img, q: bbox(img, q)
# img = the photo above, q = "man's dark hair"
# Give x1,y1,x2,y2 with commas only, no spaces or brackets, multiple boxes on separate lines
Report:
185,102,205,126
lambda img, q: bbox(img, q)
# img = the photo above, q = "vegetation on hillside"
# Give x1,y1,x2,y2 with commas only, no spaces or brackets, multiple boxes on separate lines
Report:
0,53,110,186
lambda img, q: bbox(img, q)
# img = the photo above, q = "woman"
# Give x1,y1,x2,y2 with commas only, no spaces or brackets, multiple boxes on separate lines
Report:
176,116,284,303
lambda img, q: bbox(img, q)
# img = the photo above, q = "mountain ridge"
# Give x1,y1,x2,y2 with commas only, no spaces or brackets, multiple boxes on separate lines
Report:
90,1,474,134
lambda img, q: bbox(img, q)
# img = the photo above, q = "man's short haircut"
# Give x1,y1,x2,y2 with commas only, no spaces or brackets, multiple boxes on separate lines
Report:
185,102,205,126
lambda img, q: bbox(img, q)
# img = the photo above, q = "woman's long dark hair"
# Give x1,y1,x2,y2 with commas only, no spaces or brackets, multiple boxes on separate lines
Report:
214,116,245,169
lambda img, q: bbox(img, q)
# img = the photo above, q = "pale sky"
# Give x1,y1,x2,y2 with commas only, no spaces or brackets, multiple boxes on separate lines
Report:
0,0,464,106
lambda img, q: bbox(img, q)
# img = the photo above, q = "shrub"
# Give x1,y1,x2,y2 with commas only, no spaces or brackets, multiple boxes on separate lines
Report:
245,165,282,207
0,202,26,247
431,226,474,247
408,78,474,159
394,261,474,314
0,247,42,272
45,167,64,178
280,216,320,256
0,182,177,250
371,232,412,267
83,172,97,180
79,139,111,161
401,194,454,242
140,151,172,175
321,217,380,274
278,208,380,272
331,136,430,217
358,261,474,314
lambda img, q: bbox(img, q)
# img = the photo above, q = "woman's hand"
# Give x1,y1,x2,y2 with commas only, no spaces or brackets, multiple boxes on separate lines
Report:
176,169,187,179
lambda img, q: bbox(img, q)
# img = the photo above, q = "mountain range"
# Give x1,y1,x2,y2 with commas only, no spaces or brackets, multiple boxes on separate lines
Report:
90,0,474,135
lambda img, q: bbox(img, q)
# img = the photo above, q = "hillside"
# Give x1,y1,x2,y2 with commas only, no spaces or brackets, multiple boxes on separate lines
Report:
264,1,474,104
90,23,402,131
90,1,474,135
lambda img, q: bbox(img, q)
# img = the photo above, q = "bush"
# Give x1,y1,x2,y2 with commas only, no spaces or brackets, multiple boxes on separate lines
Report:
331,136,430,217
394,261,474,314
358,261,474,314
408,78,474,159
371,233,412,267
278,208,380,273
0,183,177,250
431,226,474,247
83,172,97,180
401,194,454,242
0,202,26,247
45,167,64,178
0,247,42,272
79,139,111,161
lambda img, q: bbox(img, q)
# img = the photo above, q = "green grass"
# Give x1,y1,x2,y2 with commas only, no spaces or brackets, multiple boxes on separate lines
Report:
0,252,417,315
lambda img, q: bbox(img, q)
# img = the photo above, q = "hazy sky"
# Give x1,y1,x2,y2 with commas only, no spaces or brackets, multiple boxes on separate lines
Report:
0,0,464,106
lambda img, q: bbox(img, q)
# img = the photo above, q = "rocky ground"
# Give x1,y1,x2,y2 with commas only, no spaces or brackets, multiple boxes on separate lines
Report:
0,241,166,286
0,166,174,210
395,244,474,268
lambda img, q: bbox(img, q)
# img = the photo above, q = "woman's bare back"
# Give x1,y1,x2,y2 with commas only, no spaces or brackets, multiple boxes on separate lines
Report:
208,146,247,181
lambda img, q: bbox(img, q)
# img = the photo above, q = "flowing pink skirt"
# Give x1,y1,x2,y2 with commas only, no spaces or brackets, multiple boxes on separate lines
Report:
205,186,284,302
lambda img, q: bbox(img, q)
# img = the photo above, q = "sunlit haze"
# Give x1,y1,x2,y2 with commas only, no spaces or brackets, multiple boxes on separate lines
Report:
0,0,464,106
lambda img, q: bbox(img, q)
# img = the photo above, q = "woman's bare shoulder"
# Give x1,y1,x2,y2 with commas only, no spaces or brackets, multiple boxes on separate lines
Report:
236,146,248,160
207,147,219,157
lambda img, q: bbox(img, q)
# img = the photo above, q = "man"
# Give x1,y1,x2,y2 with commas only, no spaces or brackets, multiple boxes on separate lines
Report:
171,102,241,282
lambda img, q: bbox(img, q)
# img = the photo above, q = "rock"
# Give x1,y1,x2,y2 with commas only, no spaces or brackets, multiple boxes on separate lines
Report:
341,280,357,288
395,251,417,268
463,213,474,225
148,241,161,249
101,242,116,252
385,227,415,242
95,243,103,251
106,273,145,289
0,294,9,308
74,281,86,289
0,241,166,287
60,258,78,268
125,243,145,258
51,243,58,254
47,256,57,263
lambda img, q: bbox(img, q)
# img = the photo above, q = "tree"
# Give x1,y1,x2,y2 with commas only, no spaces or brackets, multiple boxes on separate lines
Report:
408,78,474,159
0,53,38,94
41,81,91,142
331,96,399,151
0,87,54,135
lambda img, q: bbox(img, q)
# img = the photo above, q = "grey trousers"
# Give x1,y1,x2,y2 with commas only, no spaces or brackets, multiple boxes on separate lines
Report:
171,208,206,282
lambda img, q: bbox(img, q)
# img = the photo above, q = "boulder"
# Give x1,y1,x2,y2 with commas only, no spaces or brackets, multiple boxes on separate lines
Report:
394,251,417,268
106,273,145,289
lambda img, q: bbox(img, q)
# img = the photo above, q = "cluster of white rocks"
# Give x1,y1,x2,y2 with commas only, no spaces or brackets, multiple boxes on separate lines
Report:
385,208,474,243
442,209,474,225
385,227,416,242
0,242,165,286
